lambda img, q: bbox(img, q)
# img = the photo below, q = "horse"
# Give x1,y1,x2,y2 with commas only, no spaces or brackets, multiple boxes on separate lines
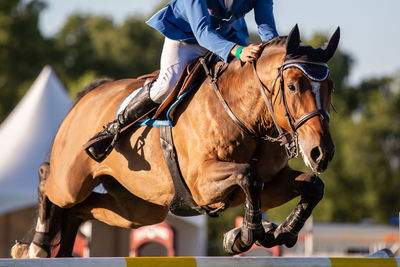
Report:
11,25,339,257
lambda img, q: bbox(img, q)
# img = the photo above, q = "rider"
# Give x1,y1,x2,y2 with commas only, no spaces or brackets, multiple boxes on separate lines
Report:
85,0,279,162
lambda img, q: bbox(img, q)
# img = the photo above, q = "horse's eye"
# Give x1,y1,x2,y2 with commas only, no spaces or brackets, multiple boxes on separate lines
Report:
288,84,296,92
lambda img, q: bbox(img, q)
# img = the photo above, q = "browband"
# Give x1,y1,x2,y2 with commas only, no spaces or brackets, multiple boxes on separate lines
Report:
282,61,329,82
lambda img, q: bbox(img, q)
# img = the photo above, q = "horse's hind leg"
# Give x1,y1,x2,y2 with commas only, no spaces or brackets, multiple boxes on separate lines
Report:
68,177,169,229
257,166,324,248
55,211,83,257
11,162,64,258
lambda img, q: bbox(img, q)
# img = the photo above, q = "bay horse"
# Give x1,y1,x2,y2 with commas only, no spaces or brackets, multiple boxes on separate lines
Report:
12,25,339,257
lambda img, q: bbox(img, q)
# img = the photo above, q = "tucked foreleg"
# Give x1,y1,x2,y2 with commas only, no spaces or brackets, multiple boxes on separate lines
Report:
274,173,324,247
257,167,324,248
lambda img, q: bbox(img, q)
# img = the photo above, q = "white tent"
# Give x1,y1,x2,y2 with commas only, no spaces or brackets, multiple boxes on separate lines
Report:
0,66,72,215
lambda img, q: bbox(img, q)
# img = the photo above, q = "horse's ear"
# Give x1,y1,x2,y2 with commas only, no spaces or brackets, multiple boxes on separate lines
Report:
322,27,340,62
286,24,300,55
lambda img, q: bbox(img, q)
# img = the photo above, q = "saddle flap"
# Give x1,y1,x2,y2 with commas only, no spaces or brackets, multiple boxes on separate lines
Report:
153,51,216,120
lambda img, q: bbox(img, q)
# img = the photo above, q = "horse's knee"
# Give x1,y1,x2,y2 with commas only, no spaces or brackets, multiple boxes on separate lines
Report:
236,166,264,194
300,175,324,203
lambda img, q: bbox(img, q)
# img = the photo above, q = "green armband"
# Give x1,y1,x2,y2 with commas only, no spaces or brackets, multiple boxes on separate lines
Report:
235,46,243,60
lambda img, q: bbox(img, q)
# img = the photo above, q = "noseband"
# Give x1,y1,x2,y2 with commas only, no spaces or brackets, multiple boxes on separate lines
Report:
200,55,331,159
253,59,330,158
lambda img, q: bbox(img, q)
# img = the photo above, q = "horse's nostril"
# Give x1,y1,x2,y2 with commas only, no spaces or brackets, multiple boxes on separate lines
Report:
310,146,322,163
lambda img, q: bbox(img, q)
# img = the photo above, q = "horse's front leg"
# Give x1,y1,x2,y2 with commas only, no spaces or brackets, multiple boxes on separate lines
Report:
193,161,265,255
257,166,324,248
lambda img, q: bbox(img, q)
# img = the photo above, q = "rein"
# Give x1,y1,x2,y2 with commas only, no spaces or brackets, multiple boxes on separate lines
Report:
200,54,330,159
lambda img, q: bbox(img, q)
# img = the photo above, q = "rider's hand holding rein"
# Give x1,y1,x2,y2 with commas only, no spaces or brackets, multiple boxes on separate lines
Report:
231,44,263,63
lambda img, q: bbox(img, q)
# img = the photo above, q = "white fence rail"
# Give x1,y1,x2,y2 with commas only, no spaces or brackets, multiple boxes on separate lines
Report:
0,256,399,267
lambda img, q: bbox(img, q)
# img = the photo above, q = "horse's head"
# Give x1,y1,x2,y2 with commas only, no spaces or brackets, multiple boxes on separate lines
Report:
257,25,340,173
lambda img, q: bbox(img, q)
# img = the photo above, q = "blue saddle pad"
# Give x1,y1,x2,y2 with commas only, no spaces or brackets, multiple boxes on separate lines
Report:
116,84,198,129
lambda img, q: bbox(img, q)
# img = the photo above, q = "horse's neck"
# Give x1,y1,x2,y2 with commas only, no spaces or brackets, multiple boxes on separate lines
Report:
218,61,270,135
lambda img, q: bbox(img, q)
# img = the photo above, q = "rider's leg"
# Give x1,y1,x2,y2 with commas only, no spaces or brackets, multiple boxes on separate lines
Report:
149,38,208,103
85,38,208,162
84,83,158,162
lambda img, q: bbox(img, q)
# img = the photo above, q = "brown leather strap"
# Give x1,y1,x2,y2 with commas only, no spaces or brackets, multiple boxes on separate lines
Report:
200,58,258,139
293,110,323,131
160,126,206,216
160,125,226,217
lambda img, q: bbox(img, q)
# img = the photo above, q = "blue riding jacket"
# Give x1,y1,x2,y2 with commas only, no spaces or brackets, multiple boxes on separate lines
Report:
146,0,279,62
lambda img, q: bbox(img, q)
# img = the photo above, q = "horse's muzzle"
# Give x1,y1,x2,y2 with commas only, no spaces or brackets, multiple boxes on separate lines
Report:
309,142,335,173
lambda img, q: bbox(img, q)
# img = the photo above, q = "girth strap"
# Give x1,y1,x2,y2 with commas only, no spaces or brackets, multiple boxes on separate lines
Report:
160,125,226,217
160,126,206,216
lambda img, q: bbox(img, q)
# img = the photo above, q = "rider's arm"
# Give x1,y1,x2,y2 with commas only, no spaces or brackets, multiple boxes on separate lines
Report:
181,0,237,63
231,0,277,63
254,0,279,41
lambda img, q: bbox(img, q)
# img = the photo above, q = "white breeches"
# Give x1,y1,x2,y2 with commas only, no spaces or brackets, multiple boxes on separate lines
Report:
149,37,208,103
117,38,208,116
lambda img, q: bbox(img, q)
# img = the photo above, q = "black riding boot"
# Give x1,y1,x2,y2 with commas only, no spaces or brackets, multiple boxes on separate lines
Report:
84,84,158,162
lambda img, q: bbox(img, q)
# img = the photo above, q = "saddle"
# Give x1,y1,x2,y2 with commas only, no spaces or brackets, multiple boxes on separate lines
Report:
136,51,216,123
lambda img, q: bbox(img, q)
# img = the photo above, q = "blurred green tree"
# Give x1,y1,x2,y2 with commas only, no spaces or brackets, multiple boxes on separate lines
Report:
54,14,163,97
0,0,49,122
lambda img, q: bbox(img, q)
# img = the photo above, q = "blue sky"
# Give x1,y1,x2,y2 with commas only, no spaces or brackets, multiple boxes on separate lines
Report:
40,0,400,85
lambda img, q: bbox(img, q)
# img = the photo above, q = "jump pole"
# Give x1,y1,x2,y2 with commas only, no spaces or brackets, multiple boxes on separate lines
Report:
0,256,399,267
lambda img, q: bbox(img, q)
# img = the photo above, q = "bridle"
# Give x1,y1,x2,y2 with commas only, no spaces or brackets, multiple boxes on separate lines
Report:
200,54,331,159
253,59,331,158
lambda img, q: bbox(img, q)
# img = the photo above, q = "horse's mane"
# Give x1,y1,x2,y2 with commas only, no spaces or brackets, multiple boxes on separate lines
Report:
73,78,113,105
263,36,287,48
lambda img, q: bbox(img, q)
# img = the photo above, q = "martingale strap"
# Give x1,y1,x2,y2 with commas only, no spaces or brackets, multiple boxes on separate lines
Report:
199,58,259,139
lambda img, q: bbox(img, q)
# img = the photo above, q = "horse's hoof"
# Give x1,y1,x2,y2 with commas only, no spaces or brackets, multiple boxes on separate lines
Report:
255,221,278,248
11,241,30,258
223,227,251,255
274,230,298,248
28,242,49,258
285,236,298,248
